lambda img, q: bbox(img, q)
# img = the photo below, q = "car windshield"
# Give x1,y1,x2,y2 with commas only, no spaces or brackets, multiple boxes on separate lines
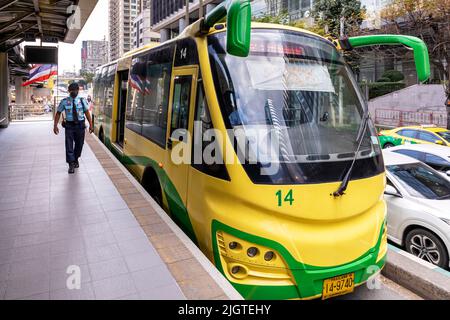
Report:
387,163,450,200
208,29,383,184
437,131,450,143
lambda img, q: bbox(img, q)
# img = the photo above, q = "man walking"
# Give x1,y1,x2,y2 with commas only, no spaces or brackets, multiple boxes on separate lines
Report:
53,82,94,174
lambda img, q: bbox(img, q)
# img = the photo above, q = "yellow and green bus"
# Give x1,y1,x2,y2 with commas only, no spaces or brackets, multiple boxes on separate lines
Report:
93,0,430,300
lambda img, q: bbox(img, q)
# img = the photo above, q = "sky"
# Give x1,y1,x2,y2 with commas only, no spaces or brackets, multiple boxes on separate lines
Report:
58,0,109,74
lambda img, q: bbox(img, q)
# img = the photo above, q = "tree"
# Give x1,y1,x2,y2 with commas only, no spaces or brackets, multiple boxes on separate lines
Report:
252,11,325,36
377,0,450,128
312,0,366,38
80,71,94,84
311,0,366,75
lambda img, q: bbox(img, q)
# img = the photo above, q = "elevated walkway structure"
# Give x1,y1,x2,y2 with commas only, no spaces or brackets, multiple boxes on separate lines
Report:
0,0,98,128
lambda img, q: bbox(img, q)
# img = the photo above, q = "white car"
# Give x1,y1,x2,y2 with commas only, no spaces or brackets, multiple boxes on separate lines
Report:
388,144,450,180
383,150,450,270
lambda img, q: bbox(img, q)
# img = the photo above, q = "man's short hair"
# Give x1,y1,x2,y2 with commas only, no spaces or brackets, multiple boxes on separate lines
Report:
68,83,79,91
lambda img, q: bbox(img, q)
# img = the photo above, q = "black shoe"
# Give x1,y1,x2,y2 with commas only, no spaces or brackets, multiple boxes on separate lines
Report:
74,161,79,168
68,164,75,174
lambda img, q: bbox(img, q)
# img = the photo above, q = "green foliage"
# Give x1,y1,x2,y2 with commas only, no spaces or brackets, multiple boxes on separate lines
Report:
381,70,405,82
312,0,366,37
366,81,406,99
252,11,290,25
376,77,391,83
252,11,326,36
80,71,94,84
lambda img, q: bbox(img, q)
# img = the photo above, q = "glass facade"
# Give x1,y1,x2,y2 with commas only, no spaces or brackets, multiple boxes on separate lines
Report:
252,0,314,21
151,0,194,26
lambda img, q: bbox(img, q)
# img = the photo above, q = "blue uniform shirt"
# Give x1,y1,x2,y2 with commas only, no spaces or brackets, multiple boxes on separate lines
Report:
57,96,89,122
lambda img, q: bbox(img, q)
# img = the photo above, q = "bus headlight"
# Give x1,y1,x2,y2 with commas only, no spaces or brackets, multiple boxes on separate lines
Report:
247,247,258,258
264,251,275,261
216,230,295,286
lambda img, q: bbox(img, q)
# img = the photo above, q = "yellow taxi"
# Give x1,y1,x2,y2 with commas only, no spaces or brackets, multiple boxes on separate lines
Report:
379,125,450,147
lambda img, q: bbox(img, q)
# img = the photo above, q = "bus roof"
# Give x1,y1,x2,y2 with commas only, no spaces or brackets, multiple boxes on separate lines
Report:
206,22,330,43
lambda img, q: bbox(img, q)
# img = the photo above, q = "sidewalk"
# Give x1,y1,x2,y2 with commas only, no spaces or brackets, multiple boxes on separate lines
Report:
0,122,232,300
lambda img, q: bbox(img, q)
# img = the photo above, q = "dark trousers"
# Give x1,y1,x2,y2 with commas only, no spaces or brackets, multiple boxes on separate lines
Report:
65,122,85,164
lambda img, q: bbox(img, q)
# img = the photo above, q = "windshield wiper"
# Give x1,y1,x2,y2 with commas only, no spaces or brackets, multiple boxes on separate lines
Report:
333,111,371,197
356,109,370,143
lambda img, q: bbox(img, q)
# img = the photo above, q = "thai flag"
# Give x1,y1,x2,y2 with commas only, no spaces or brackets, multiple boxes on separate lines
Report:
144,78,151,95
22,64,57,87
129,73,146,94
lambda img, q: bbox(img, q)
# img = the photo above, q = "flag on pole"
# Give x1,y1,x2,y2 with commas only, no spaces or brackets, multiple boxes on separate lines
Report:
22,64,58,87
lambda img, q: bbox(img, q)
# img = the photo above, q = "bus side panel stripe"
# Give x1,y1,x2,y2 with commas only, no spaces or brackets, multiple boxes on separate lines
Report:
121,155,198,245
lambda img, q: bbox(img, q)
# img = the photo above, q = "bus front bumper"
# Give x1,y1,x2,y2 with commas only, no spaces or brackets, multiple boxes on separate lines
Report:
212,220,387,300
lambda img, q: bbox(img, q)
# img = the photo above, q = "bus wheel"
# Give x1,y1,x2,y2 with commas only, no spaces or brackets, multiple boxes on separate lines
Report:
142,167,163,206
405,228,449,269
99,128,105,145
383,143,394,149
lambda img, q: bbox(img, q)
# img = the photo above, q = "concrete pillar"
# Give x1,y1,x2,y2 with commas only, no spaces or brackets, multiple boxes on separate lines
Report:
0,52,9,128
14,76,26,104
25,86,32,103
160,28,170,42
179,17,186,33
206,4,216,14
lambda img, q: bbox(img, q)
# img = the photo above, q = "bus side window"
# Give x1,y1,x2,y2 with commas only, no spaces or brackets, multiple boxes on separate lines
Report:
126,54,146,135
105,64,117,118
142,46,174,147
170,76,192,141
99,66,108,114
192,82,230,181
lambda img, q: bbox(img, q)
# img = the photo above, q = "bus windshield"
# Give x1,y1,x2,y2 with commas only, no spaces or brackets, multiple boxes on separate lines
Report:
208,29,383,184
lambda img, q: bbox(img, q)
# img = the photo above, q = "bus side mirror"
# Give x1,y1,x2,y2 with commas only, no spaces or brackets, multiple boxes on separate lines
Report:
226,0,251,57
342,35,430,82
203,0,251,57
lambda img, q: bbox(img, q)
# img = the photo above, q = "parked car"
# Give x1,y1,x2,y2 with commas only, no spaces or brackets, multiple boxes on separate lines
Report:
378,133,403,149
388,144,450,179
383,150,450,270
379,125,450,149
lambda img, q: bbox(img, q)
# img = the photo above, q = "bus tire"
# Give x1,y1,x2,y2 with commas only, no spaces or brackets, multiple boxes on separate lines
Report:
99,128,105,145
405,228,449,269
142,167,163,206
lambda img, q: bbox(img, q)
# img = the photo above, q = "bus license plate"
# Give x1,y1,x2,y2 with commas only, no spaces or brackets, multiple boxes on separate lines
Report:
322,273,355,300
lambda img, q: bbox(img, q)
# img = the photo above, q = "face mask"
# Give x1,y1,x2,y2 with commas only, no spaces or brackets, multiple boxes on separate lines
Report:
70,92,78,98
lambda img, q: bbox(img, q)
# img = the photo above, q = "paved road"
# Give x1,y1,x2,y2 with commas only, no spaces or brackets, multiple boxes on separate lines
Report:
335,275,422,300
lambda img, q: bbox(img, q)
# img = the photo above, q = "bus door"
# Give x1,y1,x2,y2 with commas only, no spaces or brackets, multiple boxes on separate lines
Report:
116,70,128,147
165,67,198,206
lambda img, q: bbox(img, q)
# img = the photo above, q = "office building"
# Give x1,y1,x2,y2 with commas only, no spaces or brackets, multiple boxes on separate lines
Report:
81,40,109,73
109,0,141,61
150,0,223,42
132,0,160,49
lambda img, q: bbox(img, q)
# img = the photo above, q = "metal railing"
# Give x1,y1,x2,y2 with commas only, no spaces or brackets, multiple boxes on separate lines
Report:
9,104,54,122
375,109,447,128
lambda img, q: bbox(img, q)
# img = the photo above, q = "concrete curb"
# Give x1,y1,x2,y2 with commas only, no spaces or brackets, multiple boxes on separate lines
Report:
383,245,450,300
